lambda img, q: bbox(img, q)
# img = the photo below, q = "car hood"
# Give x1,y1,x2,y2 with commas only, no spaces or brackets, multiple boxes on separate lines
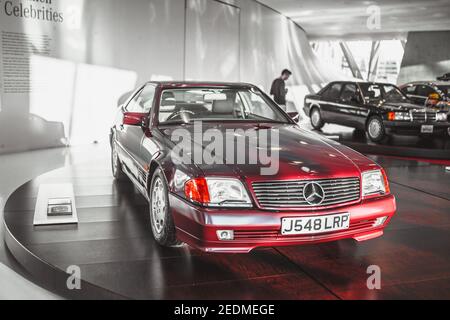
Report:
160,123,378,181
379,101,425,111
380,101,450,112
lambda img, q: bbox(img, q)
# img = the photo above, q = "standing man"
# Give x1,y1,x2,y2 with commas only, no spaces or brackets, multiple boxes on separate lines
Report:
270,69,292,109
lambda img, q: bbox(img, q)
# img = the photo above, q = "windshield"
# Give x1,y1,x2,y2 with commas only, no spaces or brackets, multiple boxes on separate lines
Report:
437,85,450,96
158,88,290,124
359,83,408,103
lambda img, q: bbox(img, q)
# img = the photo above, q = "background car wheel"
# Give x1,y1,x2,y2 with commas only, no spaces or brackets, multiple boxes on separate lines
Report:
149,168,180,247
111,140,128,181
366,116,386,142
310,108,325,130
352,128,366,140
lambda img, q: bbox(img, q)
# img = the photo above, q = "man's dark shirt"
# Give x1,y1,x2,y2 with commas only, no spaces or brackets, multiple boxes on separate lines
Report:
270,78,286,105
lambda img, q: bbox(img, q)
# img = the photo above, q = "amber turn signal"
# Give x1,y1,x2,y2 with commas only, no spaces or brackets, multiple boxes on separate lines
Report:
185,178,210,204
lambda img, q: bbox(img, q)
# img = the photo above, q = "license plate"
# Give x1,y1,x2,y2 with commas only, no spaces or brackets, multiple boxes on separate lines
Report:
421,125,433,133
281,213,350,235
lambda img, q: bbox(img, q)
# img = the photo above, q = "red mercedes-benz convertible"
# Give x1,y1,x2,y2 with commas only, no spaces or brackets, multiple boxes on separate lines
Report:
110,81,396,253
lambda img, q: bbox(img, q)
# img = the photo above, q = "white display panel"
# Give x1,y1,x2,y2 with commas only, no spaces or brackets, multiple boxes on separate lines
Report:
33,183,78,226
0,0,185,152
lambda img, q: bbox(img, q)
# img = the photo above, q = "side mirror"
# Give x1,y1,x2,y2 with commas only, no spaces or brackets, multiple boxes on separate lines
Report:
123,112,147,126
287,111,300,123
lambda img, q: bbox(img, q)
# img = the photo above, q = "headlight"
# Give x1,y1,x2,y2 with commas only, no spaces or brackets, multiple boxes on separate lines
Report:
362,170,389,197
387,112,411,121
185,177,252,207
436,112,448,122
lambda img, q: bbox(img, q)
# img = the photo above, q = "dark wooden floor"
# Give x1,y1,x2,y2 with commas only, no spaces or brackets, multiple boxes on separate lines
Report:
3,153,450,299
306,122,450,160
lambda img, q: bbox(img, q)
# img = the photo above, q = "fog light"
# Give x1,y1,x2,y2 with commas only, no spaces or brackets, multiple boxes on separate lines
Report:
373,216,388,227
217,230,234,241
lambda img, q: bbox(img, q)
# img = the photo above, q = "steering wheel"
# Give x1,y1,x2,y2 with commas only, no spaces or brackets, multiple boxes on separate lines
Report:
166,109,195,121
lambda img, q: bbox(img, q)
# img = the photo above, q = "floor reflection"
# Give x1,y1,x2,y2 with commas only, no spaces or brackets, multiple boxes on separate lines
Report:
2,143,450,299
306,122,450,150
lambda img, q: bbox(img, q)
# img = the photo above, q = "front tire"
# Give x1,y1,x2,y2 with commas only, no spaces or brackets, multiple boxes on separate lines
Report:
149,168,179,247
310,107,325,130
366,116,386,142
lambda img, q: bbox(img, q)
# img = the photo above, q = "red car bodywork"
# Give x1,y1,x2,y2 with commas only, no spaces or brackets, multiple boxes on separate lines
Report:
112,82,396,253
172,194,395,253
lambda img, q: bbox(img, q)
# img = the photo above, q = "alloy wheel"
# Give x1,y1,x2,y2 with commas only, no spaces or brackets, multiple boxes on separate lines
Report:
311,109,321,127
368,119,382,139
151,177,166,235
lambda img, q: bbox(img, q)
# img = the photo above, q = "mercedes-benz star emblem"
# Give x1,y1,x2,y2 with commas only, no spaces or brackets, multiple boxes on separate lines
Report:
303,182,325,205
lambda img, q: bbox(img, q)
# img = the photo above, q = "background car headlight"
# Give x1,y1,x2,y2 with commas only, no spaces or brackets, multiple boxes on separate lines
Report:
362,170,390,197
185,177,252,207
436,112,448,122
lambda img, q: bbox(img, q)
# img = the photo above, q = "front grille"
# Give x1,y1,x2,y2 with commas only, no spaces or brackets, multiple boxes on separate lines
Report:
252,177,360,209
233,219,376,240
234,230,279,240
411,111,437,122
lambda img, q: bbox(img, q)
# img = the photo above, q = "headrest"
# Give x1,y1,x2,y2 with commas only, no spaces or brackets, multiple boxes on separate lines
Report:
212,100,234,114
161,91,175,106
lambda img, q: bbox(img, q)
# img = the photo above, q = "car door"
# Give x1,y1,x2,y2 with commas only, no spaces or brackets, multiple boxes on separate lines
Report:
415,85,436,106
401,84,422,104
337,83,366,129
116,84,156,180
320,82,343,123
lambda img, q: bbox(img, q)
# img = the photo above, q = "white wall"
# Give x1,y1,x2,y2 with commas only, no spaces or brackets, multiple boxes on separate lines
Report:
0,0,341,154
185,0,240,81
397,31,450,85
237,0,344,106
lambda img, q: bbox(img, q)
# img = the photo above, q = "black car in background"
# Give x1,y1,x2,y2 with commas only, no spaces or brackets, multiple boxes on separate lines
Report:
437,73,450,81
399,81,450,110
304,81,450,142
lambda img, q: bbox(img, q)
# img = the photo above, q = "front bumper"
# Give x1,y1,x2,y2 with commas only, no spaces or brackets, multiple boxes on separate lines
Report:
170,193,396,253
384,121,450,136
